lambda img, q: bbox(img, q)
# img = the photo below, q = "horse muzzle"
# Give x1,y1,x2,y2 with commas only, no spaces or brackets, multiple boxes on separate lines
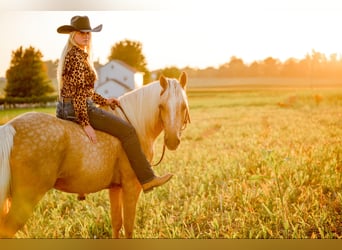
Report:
164,133,180,151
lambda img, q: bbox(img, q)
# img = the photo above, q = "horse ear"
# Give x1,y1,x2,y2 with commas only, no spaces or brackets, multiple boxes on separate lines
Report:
179,71,187,89
160,75,168,91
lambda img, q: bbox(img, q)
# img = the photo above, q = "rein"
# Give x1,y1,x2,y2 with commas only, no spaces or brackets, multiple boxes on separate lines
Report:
110,103,166,166
151,144,166,167
110,92,190,167
117,104,133,125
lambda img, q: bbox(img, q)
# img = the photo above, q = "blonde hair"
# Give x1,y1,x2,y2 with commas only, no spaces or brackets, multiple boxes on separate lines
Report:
57,31,97,97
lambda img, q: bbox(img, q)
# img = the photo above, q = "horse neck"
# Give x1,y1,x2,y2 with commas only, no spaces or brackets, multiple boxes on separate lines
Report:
119,82,163,146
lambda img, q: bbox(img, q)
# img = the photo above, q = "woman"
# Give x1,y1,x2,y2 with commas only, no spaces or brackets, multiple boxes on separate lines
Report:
56,15,172,193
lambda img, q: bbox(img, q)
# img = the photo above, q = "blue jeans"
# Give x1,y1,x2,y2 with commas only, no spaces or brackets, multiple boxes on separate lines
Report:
56,100,155,184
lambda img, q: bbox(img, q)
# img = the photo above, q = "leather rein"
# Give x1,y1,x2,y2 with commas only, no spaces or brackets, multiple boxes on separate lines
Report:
110,102,190,166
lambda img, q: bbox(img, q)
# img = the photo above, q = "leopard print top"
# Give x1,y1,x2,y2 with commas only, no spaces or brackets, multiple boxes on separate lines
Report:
60,45,107,127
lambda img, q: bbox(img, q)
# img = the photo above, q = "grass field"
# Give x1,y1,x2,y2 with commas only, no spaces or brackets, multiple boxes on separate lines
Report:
0,82,341,238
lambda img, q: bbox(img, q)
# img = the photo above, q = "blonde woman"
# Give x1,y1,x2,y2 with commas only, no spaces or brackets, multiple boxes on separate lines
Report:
56,16,172,193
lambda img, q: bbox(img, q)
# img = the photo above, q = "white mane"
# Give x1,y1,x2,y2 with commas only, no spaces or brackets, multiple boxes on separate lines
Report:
115,77,189,160
118,79,188,128
118,81,163,139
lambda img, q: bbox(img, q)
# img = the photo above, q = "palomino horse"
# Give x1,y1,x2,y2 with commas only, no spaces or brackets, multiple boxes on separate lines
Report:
0,72,190,238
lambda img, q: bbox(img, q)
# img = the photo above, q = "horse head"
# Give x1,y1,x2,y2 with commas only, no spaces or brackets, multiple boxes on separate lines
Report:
159,72,191,150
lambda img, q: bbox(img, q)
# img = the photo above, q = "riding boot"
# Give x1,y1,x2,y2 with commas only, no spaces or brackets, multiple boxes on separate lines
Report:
141,174,173,193
121,135,173,192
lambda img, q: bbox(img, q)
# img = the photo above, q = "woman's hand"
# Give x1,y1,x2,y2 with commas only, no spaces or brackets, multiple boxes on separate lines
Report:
83,125,97,143
107,98,120,107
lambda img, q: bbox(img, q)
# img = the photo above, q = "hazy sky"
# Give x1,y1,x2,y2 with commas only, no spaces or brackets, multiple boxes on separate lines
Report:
1,0,342,77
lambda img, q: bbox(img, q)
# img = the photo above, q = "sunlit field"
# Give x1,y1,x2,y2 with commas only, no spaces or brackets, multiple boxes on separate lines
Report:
1,81,341,238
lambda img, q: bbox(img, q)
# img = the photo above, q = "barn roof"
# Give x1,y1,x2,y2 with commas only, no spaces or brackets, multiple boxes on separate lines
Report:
100,60,139,73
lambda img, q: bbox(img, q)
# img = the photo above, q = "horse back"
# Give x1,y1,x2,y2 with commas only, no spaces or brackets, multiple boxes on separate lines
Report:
8,112,127,194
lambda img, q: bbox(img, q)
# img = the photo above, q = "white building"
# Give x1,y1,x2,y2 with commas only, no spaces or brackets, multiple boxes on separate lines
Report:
95,60,144,98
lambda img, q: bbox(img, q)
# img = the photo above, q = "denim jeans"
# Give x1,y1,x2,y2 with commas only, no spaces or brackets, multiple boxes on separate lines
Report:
56,100,155,184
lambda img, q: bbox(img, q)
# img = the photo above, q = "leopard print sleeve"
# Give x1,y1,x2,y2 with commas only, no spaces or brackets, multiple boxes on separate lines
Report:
92,92,108,106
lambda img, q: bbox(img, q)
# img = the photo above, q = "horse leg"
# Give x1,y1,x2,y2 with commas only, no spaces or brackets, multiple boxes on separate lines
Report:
109,186,123,238
0,198,11,235
122,182,141,238
1,198,11,215
0,166,53,238
0,190,45,238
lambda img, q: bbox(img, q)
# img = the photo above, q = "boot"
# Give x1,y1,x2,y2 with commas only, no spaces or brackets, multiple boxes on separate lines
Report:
142,174,173,193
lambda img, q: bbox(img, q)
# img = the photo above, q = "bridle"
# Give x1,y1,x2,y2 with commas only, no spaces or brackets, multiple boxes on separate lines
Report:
182,106,191,131
110,97,191,167
152,101,191,166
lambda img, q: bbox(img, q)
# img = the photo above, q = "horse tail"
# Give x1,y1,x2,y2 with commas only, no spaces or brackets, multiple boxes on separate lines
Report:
0,124,16,213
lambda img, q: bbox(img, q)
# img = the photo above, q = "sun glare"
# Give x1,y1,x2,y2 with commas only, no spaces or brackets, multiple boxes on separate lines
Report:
1,0,342,76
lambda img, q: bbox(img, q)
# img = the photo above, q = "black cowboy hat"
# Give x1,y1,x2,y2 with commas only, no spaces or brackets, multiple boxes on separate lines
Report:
57,15,102,34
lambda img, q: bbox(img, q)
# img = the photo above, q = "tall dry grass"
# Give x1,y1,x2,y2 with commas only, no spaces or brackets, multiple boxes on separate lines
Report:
1,87,341,238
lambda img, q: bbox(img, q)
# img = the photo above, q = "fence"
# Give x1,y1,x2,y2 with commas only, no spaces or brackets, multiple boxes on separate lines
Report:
0,95,58,109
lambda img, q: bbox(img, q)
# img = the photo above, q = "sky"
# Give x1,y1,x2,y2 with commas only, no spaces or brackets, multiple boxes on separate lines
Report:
1,0,342,77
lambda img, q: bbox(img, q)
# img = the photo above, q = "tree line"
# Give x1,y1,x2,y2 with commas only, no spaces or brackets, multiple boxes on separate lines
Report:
183,51,342,79
2,41,342,101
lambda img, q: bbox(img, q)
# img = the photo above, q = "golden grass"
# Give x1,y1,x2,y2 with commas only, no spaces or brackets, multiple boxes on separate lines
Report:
1,86,341,238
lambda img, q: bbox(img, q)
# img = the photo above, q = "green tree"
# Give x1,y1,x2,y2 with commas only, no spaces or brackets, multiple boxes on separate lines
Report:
5,46,54,97
108,39,151,84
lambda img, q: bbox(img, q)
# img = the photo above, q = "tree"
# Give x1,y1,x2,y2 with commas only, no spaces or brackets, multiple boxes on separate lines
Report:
227,56,246,77
5,46,54,97
108,39,151,84
248,61,262,77
157,66,181,79
281,58,300,77
261,57,280,77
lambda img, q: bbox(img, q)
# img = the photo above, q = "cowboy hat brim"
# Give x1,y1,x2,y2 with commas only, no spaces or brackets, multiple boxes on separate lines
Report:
57,24,102,34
